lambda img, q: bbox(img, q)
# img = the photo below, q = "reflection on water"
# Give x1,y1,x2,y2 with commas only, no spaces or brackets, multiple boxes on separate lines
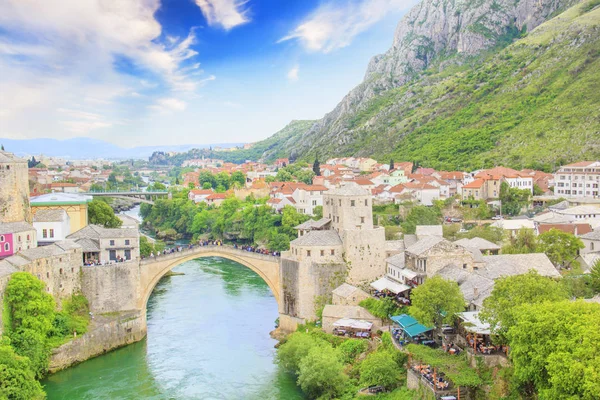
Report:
43,257,304,400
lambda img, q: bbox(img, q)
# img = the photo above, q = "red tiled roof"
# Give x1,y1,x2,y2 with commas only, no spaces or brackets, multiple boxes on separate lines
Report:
538,224,592,236
462,179,485,189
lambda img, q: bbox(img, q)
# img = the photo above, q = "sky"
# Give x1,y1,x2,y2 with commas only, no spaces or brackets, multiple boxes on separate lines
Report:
0,0,416,147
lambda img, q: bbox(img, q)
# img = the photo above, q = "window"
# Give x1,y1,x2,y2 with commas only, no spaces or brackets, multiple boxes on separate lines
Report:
109,250,117,261
27,235,30,240
4,243,9,251
331,249,335,255
110,240,115,246
360,217,365,223
125,250,131,260
49,229,54,238
320,250,325,256
463,263,467,269
312,200,317,206
59,268,63,275
351,200,355,207
306,250,311,257
0,235,3,242
18,235,21,242
592,242,595,251
43,229,48,239
125,239,130,245
339,199,342,206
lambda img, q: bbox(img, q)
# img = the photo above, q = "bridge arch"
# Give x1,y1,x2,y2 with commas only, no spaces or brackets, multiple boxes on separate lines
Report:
138,247,281,312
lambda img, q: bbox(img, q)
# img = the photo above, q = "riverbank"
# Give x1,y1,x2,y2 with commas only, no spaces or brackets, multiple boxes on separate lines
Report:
49,310,146,373
43,258,304,399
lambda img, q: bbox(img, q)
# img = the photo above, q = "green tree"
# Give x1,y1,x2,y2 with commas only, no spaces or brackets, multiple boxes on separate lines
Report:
5,273,55,334
409,276,464,331
139,236,154,257
88,199,123,228
312,158,320,176
0,342,45,400
499,182,530,216
312,205,323,219
359,297,403,322
277,332,327,374
501,228,537,254
359,350,401,390
506,300,600,399
297,345,347,399
591,260,600,293
4,273,57,378
336,339,368,364
480,271,568,342
390,159,394,171
537,229,584,270
401,206,442,234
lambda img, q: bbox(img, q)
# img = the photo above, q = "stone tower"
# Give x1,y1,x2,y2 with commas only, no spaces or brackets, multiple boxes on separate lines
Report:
323,183,386,285
0,150,32,223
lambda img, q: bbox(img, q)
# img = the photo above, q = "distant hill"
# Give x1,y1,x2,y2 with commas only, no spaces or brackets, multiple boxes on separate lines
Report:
0,137,243,160
250,0,600,171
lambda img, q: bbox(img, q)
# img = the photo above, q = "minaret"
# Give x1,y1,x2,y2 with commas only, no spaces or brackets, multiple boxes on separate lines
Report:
0,150,32,223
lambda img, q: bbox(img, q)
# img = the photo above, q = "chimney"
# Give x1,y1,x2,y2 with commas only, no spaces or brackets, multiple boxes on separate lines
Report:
473,287,479,298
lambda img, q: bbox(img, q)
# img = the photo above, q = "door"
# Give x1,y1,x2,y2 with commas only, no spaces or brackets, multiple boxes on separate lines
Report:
109,250,117,261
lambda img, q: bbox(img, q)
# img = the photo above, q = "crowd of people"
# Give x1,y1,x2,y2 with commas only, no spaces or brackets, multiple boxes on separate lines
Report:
412,364,451,391
139,240,282,260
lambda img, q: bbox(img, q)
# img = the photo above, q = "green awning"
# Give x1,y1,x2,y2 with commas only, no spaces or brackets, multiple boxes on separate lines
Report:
391,314,433,338
404,323,432,338
391,314,417,328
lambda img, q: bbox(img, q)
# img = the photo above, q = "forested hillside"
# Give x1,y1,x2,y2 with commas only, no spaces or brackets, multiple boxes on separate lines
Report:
252,0,600,170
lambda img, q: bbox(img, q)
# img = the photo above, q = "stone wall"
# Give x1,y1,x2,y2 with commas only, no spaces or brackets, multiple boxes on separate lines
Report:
0,154,31,224
20,248,83,305
280,257,300,317
81,262,140,313
342,228,386,285
48,310,147,373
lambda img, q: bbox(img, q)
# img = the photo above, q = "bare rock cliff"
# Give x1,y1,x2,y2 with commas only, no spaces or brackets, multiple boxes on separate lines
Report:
279,0,577,159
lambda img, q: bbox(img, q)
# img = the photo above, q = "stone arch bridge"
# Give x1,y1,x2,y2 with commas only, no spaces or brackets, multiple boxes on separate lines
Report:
138,245,281,310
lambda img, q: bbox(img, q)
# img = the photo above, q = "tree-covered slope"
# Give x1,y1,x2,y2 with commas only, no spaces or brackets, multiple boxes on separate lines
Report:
256,0,600,170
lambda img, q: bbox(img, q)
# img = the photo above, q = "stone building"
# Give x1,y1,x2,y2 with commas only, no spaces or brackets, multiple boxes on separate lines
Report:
322,304,382,334
1,241,83,303
30,193,93,234
0,221,37,257
33,209,71,245
405,237,480,282
280,183,387,326
332,283,370,306
67,224,140,264
0,150,32,223
323,183,386,284
282,230,347,324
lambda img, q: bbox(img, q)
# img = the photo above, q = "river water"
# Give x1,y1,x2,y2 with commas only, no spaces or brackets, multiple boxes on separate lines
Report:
43,256,304,399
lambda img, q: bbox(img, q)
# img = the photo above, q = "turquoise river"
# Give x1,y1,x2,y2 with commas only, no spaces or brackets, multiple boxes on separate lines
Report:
43,257,305,400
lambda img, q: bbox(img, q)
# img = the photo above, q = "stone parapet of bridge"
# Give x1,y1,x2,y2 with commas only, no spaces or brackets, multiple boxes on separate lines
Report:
138,245,282,312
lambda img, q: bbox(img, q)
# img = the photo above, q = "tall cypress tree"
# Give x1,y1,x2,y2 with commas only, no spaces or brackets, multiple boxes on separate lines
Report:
389,159,394,171
313,158,321,176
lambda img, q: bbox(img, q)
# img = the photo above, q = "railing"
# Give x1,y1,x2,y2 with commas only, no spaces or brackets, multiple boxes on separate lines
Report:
139,244,281,265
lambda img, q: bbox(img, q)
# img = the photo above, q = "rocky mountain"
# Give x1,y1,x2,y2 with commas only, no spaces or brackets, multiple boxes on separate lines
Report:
254,0,599,170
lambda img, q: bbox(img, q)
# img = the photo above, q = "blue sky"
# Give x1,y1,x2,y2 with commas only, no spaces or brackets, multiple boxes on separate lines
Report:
0,0,415,147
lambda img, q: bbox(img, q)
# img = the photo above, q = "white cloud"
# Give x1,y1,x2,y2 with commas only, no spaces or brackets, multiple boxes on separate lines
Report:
287,65,299,82
148,97,188,114
279,0,415,53
195,0,250,30
61,120,113,134
0,0,213,139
